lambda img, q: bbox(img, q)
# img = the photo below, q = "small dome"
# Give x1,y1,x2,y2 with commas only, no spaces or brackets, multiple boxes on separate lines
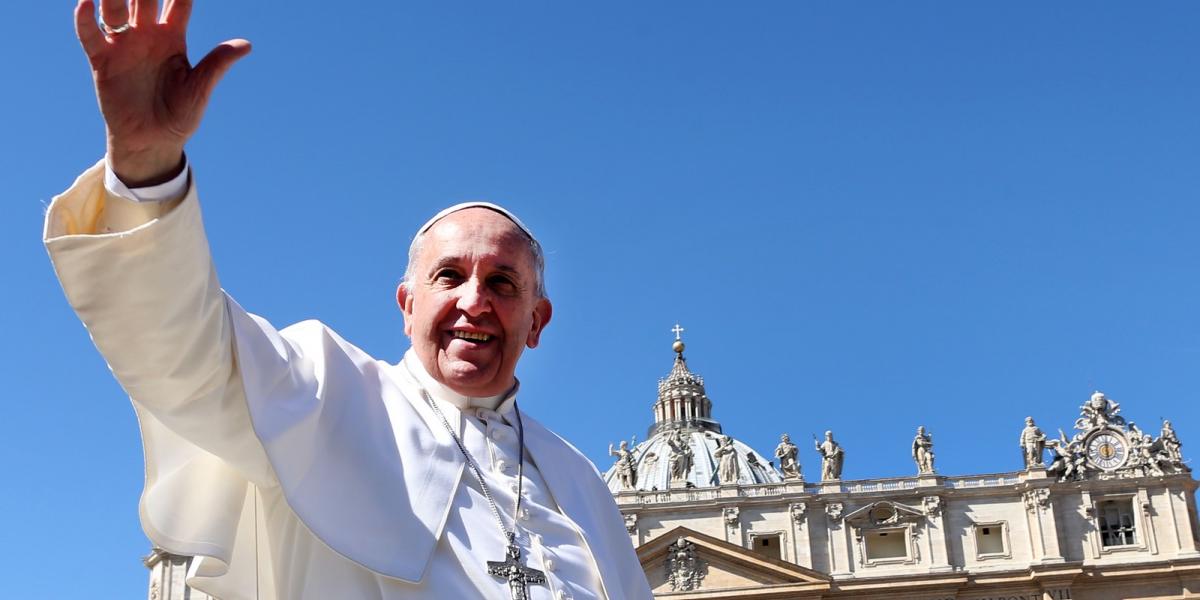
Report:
604,429,784,492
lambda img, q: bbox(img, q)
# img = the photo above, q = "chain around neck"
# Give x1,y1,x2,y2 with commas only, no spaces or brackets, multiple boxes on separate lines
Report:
419,388,528,549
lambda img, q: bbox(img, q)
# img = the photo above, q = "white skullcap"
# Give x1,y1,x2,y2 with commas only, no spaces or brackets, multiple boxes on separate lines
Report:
416,201,537,241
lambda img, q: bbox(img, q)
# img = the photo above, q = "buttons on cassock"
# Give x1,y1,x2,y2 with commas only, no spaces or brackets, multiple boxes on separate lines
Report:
490,427,510,443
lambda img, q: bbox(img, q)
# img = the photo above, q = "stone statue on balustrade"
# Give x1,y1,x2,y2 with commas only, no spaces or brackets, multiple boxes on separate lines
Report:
1019,416,1047,468
667,429,694,485
714,435,740,485
912,426,935,475
774,433,802,480
813,430,844,481
608,438,637,490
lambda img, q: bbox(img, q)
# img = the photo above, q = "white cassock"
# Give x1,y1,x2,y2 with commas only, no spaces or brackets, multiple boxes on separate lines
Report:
44,161,652,600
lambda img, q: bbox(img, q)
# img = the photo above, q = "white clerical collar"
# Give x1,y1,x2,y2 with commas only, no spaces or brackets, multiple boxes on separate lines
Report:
401,349,517,413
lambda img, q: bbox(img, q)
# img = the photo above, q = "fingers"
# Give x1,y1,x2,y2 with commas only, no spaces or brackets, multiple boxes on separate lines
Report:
191,39,252,101
132,0,159,26
163,0,191,31
98,0,129,29
74,0,107,60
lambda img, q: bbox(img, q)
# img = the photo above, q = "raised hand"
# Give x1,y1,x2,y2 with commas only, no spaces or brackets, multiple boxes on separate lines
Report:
74,0,250,186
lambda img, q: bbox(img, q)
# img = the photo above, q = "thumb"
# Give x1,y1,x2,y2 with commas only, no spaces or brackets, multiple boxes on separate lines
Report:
191,39,252,101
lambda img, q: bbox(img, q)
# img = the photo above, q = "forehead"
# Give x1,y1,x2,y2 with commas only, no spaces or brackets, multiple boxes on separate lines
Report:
419,208,534,265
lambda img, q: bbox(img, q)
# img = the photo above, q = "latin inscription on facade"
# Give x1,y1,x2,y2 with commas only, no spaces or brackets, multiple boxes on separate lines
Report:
934,589,1071,600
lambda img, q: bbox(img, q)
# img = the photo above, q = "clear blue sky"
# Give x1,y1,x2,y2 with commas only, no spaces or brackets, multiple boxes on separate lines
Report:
3,2,1199,597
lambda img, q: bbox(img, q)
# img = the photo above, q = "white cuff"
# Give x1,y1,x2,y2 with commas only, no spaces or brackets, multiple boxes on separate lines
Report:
104,155,191,203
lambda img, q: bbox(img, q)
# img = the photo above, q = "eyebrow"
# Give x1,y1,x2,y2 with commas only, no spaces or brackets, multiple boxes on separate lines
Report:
426,258,525,281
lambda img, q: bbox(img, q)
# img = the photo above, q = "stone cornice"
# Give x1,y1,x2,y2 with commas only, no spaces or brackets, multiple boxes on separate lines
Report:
614,471,1196,510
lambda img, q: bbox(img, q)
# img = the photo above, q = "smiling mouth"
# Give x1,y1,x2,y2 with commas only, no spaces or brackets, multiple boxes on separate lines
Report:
451,331,494,342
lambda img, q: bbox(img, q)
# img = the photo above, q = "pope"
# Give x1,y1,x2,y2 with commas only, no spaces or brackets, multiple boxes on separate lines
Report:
45,0,652,598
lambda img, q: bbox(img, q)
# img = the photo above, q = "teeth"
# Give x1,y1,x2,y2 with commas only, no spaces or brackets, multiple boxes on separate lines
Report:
453,331,493,342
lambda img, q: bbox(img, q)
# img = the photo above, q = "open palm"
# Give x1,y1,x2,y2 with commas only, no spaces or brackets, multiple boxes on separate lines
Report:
74,0,250,185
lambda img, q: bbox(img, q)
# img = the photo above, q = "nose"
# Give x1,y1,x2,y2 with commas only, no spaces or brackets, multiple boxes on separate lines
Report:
455,276,491,316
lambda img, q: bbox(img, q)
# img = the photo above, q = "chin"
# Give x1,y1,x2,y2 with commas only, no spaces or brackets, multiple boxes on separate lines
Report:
441,362,502,394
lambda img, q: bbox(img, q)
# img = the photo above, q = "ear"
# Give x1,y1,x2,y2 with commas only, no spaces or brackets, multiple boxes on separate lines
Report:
396,282,414,337
525,297,553,349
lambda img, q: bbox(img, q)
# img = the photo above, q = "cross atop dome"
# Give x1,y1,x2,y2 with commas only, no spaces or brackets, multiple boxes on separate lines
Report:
672,323,686,355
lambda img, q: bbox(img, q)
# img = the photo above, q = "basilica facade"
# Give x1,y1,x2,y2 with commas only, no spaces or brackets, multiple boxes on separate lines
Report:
602,337,1200,600
144,337,1199,600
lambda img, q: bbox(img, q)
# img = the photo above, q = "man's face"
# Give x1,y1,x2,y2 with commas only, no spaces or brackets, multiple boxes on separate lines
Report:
397,208,552,397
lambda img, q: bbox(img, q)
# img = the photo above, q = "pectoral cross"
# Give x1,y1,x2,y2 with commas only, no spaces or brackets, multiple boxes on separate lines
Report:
487,544,546,600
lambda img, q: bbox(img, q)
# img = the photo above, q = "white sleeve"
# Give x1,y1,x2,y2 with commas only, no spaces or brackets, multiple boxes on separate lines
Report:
45,159,279,484
44,161,455,587
44,160,278,570
104,154,191,203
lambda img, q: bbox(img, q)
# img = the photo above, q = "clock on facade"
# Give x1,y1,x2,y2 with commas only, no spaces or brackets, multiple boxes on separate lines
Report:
1086,431,1129,471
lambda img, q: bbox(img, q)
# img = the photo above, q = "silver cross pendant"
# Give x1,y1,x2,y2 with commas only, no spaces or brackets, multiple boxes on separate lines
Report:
487,543,547,600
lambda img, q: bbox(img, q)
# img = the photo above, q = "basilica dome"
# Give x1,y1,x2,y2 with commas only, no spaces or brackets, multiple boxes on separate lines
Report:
603,333,784,492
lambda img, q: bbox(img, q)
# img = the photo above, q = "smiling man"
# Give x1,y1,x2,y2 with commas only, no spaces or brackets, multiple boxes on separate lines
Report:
44,1,650,599
400,206,553,399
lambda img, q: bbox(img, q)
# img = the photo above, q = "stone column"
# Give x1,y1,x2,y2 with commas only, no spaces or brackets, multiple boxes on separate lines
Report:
1079,489,1101,560
1167,485,1200,557
824,502,851,576
922,495,953,572
1023,487,1064,563
1137,487,1160,556
624,513,641,547
789,502,812,568
724,506,742,546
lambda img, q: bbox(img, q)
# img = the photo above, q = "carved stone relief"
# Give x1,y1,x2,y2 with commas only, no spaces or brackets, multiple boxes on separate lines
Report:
789,502,808,524
1023,488,1051,512
666,537,707,591
723,506,741,527
825,502,844,522
1035,391,1188,482
923,495,943,517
